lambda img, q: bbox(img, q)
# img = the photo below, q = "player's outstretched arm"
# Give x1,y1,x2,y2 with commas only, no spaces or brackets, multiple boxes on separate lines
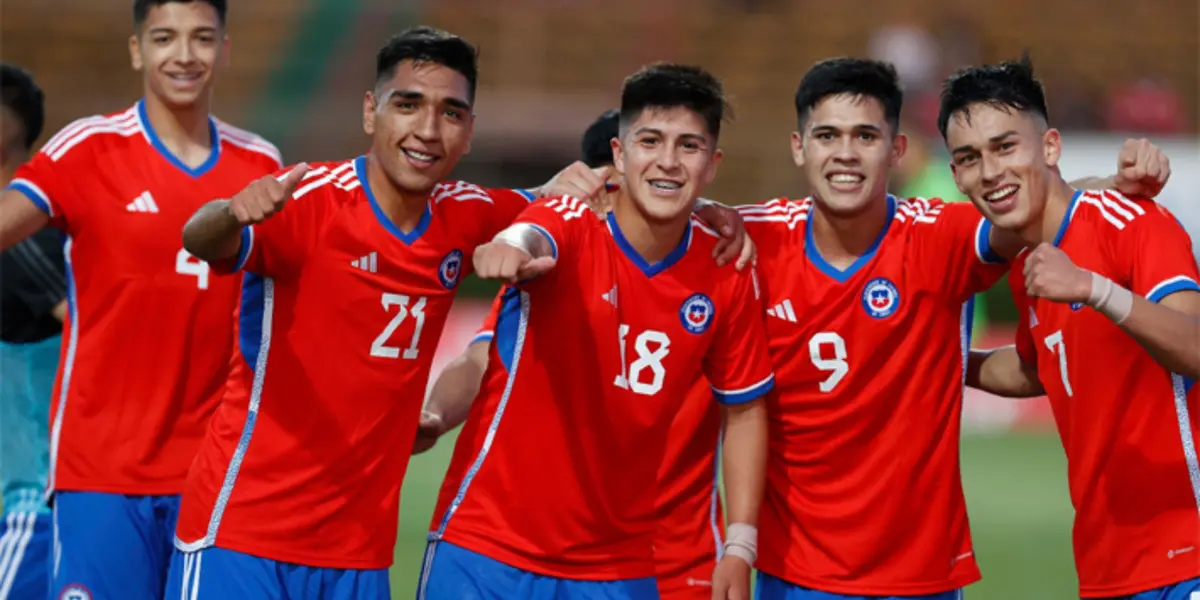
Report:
0,189,50,251
1024,243,1200,379
474,224,558,284
712,397,766,600
182,163,310,264
414,339,490,455
967,346,1045,397
1066,138,1170,198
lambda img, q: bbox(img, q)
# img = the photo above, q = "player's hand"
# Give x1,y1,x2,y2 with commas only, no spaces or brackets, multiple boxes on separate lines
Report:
1113,138,1170,198
228,163,310,225
412,411,445,455
538,161,611,215
710,555,751,600
1023,243,1092,305
473,241,557,284
694,199,756,270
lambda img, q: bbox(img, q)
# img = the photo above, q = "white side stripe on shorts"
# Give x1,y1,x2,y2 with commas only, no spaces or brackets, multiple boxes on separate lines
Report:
0,512,37,599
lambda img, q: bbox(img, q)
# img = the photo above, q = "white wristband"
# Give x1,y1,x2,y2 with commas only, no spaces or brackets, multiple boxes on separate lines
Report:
492,224,552,259
1088,272,1134,324
723,523,758,566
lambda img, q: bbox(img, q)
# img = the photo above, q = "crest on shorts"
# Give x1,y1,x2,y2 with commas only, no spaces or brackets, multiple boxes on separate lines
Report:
861,278,900,319
680,293,715,334
59,585,93,600
439,249,464,289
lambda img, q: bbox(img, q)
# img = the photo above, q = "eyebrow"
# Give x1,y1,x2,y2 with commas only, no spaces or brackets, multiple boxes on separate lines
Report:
950,129,1019,155
810,123,884,135
388,89,472,111
147,26,218,35
631,127,709,143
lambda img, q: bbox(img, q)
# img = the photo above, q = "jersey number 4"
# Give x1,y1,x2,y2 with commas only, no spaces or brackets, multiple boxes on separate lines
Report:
370,293,427,359
614,324,671,396
175,249,210,289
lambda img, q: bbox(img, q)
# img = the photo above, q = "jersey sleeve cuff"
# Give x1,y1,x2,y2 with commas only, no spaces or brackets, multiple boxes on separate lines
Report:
514,188,537,202
526,223,558,260
211,226,254,274
1145,276,1200,303
974,218,1006,264
6,179,54,217
470,330,494,345
712,373,775,405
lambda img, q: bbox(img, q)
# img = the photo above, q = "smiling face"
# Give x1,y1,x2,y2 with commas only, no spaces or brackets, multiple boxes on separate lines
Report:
611,106,722,224
129,1,227,109
945,101,1062,232
363,59,475,196
793,93,905,217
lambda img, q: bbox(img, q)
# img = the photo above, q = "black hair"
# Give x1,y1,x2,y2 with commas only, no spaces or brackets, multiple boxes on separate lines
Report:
134,0,226,28
793,57,903,133
376,26,479,102
580,109,619,168
0,64,45,151
619,63,729,140
936,53,1049,140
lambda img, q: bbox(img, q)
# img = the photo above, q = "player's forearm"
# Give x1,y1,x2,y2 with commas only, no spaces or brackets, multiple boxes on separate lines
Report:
425,342,489,431
0,189,50,251
967,346,1044,397
721,397,767,526
493,224,555,260
1116,294,1200,379
182,200,243,263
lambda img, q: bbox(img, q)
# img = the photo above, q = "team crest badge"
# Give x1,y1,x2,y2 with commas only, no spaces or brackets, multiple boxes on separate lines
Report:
438,249,464,289
680,293,715,334
861,278,900,319
59,585,92,600
1069,302,1084,311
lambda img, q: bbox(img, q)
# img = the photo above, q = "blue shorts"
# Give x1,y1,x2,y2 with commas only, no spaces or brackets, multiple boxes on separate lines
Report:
756,572,963,600
0,510,52,599
166,546,390,599
52,491,180,600
418,540,660,600
1112,576,1200,600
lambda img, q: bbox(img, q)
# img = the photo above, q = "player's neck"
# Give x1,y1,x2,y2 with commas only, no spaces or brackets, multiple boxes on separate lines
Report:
612,196,690,264
809,194,890,269
365,154,429,232
1026,177,1077,247
142,94,213,162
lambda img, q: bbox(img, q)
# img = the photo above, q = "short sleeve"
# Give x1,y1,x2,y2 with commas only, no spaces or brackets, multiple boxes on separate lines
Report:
508,196,590,263
217,165,327,279
1008,258,1038,365
1114,198,1200,303
912,200,1009,301
5,132,87,231
471,289,506,345
477,188,536,242
703,266,776,404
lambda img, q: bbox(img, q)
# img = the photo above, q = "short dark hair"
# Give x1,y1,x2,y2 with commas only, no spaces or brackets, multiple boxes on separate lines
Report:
133,0,227,28
581,109,619,168
376,26,479,102
0,64,45,151
936,53,1049,140
619,63,730,140
793,57,903,133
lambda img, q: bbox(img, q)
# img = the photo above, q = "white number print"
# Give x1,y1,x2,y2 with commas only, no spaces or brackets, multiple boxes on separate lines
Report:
809,331,849,393
613,324,671,396
175,248,210,289
1043,329,1073,397
370,293,427,359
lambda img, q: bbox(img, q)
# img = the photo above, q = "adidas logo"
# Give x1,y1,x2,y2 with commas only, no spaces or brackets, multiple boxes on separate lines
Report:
601,285,618,307
350,251,378,273
126,191,159,213
766,299,798,323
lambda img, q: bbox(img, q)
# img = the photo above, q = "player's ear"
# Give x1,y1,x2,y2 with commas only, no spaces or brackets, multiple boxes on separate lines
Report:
611,136,625,174
129,34,144,71
363,91,377,136
790,131,805,168
890,132,908,168
1043,128,1063,169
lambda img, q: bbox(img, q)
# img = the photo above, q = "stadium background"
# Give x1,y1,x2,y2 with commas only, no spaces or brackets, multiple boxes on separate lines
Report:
2,0,1198,597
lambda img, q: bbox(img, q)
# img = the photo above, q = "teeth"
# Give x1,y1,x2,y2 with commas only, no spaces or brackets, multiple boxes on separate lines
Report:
650,181,681,190
404,149,435,161
829,174,863,183
985,185,1017,202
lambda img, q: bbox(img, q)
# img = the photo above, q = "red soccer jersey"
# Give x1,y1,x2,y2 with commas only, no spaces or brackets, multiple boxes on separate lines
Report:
4,100,281,495
429,198,774,581
732,195,1007,595
470,291,724,596
1010,190,1200,597
173,156,532,569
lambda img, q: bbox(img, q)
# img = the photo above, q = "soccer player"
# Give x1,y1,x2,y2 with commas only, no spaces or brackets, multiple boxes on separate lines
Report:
538,58,1171,599
0,63,60,600
0,2,281,598
420,63,773,600
944,57,1200,598
418,108,728,599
